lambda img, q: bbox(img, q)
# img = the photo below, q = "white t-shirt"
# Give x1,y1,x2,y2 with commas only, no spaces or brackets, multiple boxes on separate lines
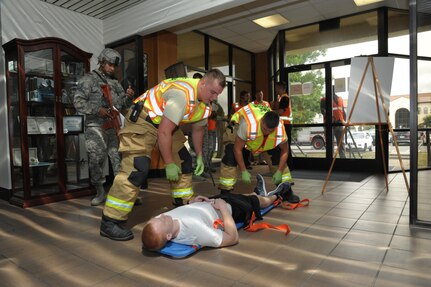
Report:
162,201,232,247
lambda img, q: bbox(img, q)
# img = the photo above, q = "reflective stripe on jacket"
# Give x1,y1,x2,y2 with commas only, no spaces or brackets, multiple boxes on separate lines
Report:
134,78,211,124
232,103,286,154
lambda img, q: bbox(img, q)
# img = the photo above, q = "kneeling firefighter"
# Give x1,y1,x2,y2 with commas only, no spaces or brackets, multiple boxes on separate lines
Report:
219,103,293,193
100,69,226,241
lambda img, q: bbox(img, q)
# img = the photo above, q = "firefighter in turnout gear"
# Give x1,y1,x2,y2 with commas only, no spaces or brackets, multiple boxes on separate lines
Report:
74,48,134,206
100,69,226,241
219,103,293,193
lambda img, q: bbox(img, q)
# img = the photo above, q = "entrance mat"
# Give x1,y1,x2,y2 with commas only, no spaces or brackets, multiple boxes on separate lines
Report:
291,170,372,182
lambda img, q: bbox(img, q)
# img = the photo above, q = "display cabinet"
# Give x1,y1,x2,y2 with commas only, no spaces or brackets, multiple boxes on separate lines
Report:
3,37,93,207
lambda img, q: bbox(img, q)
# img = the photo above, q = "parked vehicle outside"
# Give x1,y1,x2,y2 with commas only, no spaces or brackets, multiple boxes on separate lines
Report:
346,131,374,151
393,131,410,146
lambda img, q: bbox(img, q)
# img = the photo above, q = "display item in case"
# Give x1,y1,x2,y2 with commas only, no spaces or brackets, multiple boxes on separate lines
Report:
36,117,56,134
13,147,38,166
38,79,54,101
27,116,56,134
27,117,40,134
63,115,83,133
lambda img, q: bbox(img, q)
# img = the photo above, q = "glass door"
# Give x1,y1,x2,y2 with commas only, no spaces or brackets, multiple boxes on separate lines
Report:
23,48,59,197
286,60,381,172
59,50,90,191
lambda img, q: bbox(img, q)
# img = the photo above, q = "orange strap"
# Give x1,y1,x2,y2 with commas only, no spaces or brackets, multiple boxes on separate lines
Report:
213,218,224,230
280,199,310,210
244,212,290,235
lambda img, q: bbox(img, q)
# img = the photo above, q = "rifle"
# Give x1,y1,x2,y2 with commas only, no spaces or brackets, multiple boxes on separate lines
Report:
101,84,122,135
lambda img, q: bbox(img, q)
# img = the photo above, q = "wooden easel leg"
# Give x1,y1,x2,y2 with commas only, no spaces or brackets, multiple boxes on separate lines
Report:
322,58,371,194
370,58,410,193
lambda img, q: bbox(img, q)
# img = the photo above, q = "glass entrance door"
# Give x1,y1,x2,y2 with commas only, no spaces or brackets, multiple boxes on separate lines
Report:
286,60,379,172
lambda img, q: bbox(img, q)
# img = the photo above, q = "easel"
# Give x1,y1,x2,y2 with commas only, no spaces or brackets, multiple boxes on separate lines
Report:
322,57,410,194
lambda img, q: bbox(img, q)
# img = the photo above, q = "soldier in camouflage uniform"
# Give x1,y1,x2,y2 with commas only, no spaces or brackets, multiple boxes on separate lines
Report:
74,48,135,206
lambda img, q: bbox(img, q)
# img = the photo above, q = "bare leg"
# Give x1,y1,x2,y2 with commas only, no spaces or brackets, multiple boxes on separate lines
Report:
245,193,277,208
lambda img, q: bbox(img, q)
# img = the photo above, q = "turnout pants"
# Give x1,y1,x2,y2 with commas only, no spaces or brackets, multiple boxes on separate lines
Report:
103,111,194,221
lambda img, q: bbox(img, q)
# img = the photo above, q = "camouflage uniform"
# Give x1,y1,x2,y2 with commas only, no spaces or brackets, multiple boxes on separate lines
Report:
74,70,129,193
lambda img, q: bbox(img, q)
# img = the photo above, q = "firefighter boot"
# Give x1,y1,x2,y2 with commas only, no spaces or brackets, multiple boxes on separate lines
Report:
91,185,106,206
100,215,134,241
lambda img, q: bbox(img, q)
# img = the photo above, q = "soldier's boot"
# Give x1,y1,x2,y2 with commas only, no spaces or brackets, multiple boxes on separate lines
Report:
100,215,134,241
91,185,106,206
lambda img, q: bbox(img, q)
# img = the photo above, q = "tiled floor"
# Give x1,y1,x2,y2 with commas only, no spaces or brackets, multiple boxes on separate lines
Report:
1,165,431,287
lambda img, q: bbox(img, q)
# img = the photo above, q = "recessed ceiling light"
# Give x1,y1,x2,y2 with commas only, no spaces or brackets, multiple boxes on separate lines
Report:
353,0,384,6
253,14,289,28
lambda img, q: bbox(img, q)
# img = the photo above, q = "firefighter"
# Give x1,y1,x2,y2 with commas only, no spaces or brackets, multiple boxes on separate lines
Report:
100,69,226,241
219,103,294,194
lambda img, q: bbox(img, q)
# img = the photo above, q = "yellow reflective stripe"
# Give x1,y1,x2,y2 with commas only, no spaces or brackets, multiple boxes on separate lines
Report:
105,195,134,212
275,122,283,146
219,177,236,187
243,105,258,140
280,116,293,120
282,172,292,182
172,187,193,198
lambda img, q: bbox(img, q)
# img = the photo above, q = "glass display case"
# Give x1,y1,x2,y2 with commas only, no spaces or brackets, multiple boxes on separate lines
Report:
3,37,93,207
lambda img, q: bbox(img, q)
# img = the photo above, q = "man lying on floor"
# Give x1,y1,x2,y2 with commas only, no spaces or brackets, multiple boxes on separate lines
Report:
141,181,299,251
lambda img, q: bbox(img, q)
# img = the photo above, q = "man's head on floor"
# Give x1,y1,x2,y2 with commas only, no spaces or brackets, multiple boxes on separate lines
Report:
141,215,175,251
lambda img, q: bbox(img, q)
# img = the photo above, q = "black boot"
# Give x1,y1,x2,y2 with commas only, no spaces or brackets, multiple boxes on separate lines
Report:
100,216,134,241
220,189,230,195
173,198,184,207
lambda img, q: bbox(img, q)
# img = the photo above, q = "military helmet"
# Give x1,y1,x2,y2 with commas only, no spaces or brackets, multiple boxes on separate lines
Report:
98,48,121,66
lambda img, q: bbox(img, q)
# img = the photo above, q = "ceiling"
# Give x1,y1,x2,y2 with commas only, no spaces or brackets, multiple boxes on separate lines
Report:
41,0,413,53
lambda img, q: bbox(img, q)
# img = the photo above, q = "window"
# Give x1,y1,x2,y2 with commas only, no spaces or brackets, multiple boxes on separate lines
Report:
284,11,378,66
209,39,229,75
232,47,252,80
177,32,205,69
388,10,409,55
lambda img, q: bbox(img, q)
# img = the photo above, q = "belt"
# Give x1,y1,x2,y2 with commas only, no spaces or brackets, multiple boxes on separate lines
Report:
145,115,159,128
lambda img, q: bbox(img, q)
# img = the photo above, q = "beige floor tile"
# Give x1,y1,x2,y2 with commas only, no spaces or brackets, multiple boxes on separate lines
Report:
375,265,431,287
0,171,429,286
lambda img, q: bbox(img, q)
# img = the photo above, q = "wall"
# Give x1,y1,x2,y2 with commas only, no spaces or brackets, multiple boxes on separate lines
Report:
0,0,104,189
143,31,178,170
1,0,103,68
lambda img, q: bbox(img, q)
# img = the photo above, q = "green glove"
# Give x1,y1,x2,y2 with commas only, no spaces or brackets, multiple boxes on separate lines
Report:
272,170,282,185
194,155,205,176
241,170,251,184
165,163,181,182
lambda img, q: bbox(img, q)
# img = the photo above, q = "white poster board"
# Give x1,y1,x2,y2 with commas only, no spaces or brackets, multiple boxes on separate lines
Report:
346,57,394,124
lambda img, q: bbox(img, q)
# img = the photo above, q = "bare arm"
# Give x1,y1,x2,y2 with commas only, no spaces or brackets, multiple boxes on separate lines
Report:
158,116,178,164
277,141,289,171
191,124,205,157
233,135,247,172
212,199,239,247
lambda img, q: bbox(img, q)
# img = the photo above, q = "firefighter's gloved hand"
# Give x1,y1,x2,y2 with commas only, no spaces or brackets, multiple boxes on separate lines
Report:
241,170,251,184
166,163,181,182
194,155,205,176
272,170,282,185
